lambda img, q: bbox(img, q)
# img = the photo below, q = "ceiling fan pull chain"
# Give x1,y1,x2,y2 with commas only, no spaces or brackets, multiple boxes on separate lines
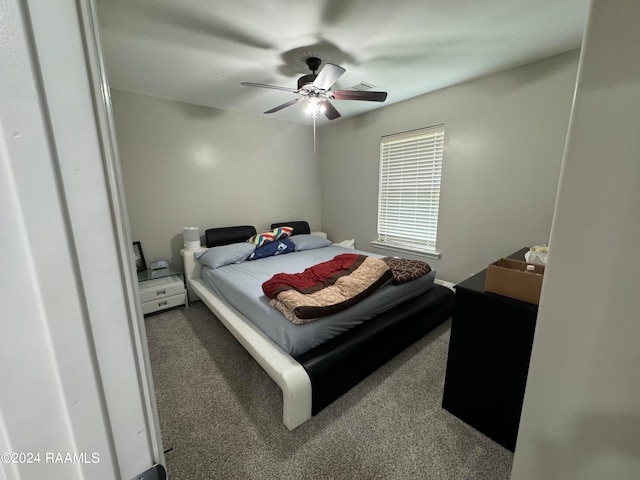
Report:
313,116,317,157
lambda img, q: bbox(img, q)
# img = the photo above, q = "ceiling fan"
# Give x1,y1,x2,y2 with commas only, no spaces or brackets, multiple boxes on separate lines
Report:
241,57,387,120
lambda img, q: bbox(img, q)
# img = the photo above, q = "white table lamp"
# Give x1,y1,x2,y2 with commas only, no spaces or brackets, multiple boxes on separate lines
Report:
182,227,201,250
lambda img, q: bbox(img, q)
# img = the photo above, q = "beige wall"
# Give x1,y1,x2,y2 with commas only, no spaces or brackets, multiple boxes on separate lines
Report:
318,50,580,283
512,0,640,478
113,51,580,280
112,91,320,268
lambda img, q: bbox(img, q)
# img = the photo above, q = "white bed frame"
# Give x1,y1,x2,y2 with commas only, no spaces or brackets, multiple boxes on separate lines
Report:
180,247,456,431
181,247,313,430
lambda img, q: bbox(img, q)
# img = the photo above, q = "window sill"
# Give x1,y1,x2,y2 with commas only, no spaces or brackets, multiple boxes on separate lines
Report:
371,241,442,260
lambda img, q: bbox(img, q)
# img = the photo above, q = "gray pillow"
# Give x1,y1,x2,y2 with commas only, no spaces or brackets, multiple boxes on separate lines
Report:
196,243,255,268
290,234,332,252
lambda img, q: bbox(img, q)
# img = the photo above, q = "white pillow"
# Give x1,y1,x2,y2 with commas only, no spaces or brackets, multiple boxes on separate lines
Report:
196,243,255,268
290,234,332,251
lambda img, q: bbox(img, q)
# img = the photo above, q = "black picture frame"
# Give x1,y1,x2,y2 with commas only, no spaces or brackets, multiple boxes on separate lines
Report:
133,241,147,272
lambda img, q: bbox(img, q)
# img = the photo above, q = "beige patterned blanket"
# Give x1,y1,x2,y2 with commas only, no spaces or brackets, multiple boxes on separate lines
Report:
263,253,393,325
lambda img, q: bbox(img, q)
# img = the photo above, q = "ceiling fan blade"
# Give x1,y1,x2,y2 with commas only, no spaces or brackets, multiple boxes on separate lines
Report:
313,63,346,90
241,82,298,93
320,100,341,120
332,90,388,102
264,98,303,114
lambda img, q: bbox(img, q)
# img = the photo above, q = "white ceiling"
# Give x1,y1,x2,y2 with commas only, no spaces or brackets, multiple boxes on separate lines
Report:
96,0,590,126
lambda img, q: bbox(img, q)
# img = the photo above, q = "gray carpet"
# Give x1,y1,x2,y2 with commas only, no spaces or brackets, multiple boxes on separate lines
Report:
145,302,513,479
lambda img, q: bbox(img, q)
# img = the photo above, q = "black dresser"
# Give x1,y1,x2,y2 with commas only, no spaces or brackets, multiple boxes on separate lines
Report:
442,248,538,451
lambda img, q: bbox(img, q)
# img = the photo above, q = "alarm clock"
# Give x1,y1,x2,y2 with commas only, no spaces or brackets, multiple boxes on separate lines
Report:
149,259,169,270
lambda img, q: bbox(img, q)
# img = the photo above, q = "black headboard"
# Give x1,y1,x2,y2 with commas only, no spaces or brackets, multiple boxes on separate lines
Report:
270,221,311,236
205,225,256,248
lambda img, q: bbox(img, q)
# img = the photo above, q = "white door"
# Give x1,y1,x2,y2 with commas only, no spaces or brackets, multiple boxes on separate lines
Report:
1,1,164,479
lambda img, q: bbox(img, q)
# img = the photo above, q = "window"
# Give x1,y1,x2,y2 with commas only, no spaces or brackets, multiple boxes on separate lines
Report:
374,125,445,258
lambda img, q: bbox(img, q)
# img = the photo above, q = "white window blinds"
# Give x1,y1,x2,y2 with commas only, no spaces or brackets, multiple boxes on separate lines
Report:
377,125,445,254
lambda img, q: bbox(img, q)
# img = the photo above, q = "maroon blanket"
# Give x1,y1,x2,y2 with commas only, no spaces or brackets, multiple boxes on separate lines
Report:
263,253,363,298
262,253,393,324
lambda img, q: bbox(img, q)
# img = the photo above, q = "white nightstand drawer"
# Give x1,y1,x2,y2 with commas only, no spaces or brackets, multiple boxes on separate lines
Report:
141,292,186,315
139,275,184,303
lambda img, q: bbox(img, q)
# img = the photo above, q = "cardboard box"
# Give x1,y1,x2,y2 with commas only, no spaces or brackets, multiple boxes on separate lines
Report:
484,258,545,304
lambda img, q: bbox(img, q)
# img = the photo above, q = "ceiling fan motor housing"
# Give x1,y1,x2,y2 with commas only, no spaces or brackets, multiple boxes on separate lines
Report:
297,73,317,89
297,57,321,89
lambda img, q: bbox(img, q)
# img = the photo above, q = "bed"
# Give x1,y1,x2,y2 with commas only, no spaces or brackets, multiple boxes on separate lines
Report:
181,221,455,430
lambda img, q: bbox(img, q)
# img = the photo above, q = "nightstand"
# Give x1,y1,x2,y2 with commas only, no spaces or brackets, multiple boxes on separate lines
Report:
137,267,187,315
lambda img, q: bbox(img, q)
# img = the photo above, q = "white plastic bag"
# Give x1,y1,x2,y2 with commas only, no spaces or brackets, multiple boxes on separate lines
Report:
525,245,548,265
334,239,355,249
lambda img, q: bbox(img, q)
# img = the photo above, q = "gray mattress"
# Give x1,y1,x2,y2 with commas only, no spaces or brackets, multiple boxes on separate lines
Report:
201,245,435,356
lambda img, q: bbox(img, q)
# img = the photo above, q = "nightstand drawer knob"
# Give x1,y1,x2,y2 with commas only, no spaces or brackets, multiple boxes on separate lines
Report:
158,301,167,307
156,290,166,296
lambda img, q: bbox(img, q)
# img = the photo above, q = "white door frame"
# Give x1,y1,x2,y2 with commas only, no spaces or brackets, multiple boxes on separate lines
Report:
1,1,164,479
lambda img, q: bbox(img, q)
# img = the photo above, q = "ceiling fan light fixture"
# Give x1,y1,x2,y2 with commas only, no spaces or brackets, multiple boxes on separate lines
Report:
304,97,325,118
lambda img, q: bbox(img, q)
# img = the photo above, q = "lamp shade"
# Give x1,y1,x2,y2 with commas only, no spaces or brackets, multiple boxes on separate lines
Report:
182,227,201,250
